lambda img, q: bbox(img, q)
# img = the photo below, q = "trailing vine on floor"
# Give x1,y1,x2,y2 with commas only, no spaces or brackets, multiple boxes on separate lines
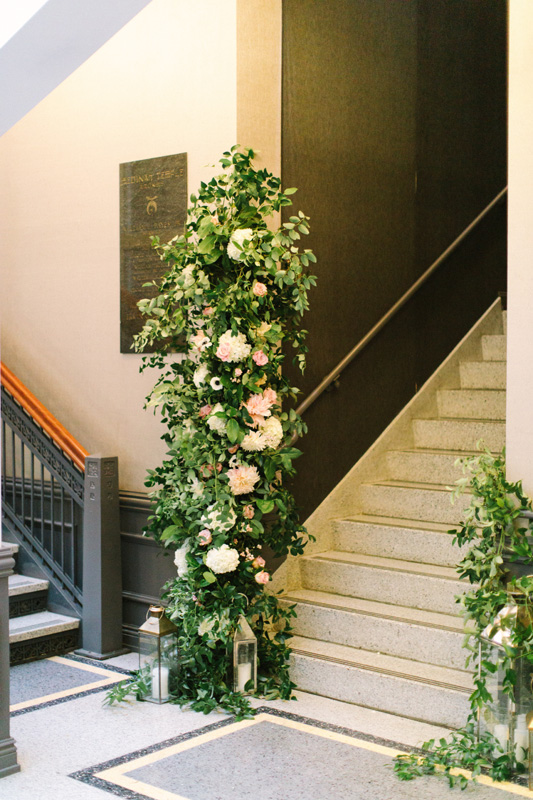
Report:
394,445,533,789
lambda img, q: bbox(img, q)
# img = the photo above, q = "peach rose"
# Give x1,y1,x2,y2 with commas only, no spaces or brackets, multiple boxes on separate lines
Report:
254,570,270,585
198,529,212,545
243,505,255,519
252,350,268,366
199,404,212,419
203,306,215,316
252,556,266,569
253,282,267,297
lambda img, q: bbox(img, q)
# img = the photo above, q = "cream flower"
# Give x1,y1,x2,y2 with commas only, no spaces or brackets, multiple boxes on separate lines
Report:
216,330,251,363
207,403,226,434
241,430,266,452
256,322,272,337
205,544,240,574
227,465,260,495
193,364,209,388
190,332,211,352
173,540,191,578
227,228,253,261
259,416,283,449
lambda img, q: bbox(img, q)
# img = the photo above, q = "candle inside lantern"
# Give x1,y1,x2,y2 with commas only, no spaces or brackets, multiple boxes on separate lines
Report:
237,661,252,692
152,664,169,701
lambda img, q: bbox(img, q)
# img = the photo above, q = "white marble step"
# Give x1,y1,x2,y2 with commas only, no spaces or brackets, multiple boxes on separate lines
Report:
437,389,506,421
359,480,470,526
9,611,79,643
300,551,465,615
413,417,505,452
284,589,468,671
290,636,471,728
481,334,506,362
386,448,467,485
459,360,506,389
9,574,48,597
333,514,465,567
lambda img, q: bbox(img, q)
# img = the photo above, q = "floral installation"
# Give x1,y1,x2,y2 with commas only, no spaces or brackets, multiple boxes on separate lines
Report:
116,146,317,717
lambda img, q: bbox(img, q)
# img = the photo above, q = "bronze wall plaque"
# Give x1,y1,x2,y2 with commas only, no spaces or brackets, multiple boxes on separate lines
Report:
120,152,187,353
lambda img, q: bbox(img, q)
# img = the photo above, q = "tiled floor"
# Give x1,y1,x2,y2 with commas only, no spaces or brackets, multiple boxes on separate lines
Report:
1,652,531,800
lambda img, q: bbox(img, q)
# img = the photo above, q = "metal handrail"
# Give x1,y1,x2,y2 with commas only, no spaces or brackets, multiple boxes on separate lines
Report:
294,186,508,421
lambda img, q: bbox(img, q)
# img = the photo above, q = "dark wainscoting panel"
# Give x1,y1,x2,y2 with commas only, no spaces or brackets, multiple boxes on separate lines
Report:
119,492,175,649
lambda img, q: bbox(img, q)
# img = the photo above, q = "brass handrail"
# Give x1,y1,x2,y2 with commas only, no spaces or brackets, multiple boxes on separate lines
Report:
294,186,508,422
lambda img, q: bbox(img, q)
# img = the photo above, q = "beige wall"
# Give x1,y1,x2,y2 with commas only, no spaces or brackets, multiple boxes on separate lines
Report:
507,0,533,493
0,0,238,491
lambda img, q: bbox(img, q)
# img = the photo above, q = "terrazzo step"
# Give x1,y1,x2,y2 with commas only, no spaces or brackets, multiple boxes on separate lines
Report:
386,448,466,485
359,480,470,525
332,515,464,567
437,389,506,421
9,611,80,665
8,574,49,617
300,551,465,615
283,589,468,671
503,310,507,335
482,334,506,362
459,361,506,389
289,636,471,728
413,417,505,452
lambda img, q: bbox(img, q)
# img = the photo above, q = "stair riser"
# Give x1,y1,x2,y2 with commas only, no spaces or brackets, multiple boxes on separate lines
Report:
359,484,469,526
333,520,464,567
460,362,506,390
482,335,506,362
437,390,506,421
386,450,464,486
290,652,470,728
300,559,464,615
9,592,48,619
286,601,468,671
413,419,505,452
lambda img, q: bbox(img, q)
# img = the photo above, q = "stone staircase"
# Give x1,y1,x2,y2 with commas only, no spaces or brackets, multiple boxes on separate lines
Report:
5,542,79,665
282,300,506,729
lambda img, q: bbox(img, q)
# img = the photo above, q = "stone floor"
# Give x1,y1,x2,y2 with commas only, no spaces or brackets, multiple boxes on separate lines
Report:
1,652,531,800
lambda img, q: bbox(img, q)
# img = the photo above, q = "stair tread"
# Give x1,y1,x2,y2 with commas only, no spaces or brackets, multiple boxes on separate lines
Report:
362,478,459,492
8,574,49,596
307,550,461,580
9,611,79,643
290,635,472,692
416,416,505,425
284,589,463,630
339,513,456,534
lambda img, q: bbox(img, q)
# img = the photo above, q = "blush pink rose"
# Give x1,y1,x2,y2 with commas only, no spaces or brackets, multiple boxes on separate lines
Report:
253,282,267,297
263,388,277,405
216,341,232,361
234,368,243,377
252,350,268,366
198,529,212,545
199,404,212,419
254,570,270,585
203,306,215,316
243,505,255,519
252,556,266,569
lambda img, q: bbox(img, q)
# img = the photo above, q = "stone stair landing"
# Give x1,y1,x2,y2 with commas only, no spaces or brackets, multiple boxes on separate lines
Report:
281,299,506,728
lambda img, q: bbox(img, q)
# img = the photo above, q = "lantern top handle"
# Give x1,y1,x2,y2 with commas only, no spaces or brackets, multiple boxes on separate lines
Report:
139,605,178,636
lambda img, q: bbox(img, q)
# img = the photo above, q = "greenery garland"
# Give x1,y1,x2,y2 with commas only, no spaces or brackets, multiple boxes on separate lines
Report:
107,146,316,717
394,446,533,788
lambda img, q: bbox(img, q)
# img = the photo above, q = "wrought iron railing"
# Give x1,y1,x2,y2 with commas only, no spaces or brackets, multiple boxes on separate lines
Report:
1,362,124,658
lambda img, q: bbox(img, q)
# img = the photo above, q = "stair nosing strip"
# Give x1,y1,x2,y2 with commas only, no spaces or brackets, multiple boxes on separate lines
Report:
310,554,463,582
291,648,471,694
284,596,463,632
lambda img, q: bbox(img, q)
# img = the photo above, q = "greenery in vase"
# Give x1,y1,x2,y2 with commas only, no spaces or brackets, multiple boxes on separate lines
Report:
394,445,533,788
108,146,317,717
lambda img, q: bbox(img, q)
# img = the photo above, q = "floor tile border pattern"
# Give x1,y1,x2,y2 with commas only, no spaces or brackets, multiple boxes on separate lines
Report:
69,707,428,800
10,655,132,717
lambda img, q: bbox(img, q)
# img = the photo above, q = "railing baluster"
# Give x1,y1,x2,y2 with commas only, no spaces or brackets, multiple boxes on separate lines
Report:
40,462,45,551
20,442,25,529
1,421,5,504
51,475,57,565
30,452,35,539
10,428,15,510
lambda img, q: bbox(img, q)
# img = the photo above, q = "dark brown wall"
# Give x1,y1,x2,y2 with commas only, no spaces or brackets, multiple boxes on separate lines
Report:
282,0,507,521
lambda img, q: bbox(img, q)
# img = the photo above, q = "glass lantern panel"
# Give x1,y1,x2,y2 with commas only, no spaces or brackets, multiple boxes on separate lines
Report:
479,643,512,755
138,631,179,704
234,641,256,693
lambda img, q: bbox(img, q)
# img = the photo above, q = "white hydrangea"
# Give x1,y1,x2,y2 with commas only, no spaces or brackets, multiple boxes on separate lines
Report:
173,539,191,577
227,228,253,261
205,544,240,574
217,330,252,362
193,364,209,388
241,430,266,452
200,503,236,534
207,403,226,434
259,416,284,449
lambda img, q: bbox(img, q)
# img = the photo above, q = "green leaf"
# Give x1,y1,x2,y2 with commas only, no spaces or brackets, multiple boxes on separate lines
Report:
161,525,181,540
284,187,298,195
227,418,240,444
203,571,216,584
